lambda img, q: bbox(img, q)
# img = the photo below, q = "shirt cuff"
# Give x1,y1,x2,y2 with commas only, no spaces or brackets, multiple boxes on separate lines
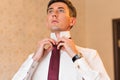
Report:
74,58,100,80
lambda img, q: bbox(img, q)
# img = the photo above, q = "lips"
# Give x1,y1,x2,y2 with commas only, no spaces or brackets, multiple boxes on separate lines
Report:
51,20,59,23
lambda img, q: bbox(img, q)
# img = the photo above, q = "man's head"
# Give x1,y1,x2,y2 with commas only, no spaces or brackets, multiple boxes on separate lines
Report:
46,0,77,33
47,0,77,18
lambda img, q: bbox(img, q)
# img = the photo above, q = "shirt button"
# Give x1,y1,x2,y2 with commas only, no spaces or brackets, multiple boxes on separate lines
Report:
77,65,80,69
32,65,34,68
82,77,85,80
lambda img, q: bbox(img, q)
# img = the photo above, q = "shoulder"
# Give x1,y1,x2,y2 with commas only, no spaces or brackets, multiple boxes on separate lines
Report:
76,45,97,53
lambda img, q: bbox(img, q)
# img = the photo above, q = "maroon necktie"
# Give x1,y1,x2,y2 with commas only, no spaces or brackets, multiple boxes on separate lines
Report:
47,45,60,80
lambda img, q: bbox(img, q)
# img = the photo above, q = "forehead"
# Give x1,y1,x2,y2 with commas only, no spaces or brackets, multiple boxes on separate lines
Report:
48,2,69,9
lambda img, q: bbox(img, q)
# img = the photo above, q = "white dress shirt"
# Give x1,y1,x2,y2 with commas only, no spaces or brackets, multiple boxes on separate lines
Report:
12,31,110,80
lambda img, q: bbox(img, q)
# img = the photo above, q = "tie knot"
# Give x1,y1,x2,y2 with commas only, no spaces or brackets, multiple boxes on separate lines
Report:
53,45,57,47
53,45,59,51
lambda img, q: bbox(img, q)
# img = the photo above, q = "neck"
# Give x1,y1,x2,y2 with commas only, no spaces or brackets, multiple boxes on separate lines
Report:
54,32,60,39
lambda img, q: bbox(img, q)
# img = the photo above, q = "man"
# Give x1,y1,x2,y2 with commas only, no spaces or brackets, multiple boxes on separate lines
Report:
12,0,110,80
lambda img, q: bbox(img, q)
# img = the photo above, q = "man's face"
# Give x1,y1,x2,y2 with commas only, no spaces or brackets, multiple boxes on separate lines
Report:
46,2,76,33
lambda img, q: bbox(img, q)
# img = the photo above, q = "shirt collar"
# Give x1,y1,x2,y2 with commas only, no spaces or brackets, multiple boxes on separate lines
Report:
50,31,71,41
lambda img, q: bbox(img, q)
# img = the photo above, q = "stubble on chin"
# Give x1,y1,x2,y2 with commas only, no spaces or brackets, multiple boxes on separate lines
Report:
50,26,61,32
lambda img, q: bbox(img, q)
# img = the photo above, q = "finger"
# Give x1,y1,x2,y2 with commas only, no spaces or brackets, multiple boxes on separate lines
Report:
47,39,56,45
57,38,66,45
57,42,65,50
44,45,52,54
47,46,52,52
42,38,56,45
43,41,53,49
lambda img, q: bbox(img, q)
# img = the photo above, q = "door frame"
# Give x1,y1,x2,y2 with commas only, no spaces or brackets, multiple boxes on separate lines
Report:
112,18,120,80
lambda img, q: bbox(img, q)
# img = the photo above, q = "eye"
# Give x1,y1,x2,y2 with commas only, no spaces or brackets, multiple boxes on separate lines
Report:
58,9,65,13
48,9,53,14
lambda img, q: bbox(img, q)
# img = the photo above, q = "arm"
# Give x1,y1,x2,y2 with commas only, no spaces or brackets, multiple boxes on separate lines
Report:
12,38,55,80
57,37,110,80
12,54,39,80
74,49,110,80
74,57,100,80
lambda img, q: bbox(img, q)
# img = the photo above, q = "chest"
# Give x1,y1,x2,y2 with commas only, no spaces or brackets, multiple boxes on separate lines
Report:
32,51,82,80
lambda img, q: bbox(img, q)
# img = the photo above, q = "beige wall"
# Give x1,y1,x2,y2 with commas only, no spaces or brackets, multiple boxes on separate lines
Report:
0,0,85,79
0,0,49,79
85,0,120,80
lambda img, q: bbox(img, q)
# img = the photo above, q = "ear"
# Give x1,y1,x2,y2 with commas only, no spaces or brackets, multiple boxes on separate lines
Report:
70,17,76,27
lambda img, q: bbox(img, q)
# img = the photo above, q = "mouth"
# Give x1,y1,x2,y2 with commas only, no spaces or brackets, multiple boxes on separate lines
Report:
51,20,59,23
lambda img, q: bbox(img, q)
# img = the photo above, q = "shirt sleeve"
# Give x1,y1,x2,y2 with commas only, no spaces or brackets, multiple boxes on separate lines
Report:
74,48,111,80
12,54,39,80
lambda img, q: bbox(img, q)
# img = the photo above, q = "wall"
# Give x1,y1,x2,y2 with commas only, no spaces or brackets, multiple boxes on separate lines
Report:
0,0,85,79
0,0,49,79
85,0,120,80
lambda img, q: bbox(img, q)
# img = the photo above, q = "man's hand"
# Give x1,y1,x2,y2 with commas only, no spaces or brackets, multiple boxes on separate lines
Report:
33,38,55,62
57,37,78,58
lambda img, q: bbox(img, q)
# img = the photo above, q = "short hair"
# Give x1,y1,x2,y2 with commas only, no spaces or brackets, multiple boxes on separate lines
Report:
47,0,77,18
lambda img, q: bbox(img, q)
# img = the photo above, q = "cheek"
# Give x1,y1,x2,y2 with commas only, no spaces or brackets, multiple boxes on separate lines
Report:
61,16,70,25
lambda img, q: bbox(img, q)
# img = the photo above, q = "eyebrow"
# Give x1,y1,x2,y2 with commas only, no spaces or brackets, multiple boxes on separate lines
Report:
47,7,65,12
58,7,65,9
47,8,53,11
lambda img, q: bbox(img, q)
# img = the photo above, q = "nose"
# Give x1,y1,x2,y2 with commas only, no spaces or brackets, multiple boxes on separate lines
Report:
52,11,58,18
52,14,57,18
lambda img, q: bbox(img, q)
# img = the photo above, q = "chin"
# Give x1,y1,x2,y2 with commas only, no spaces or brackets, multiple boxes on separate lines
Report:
51,26,59,30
